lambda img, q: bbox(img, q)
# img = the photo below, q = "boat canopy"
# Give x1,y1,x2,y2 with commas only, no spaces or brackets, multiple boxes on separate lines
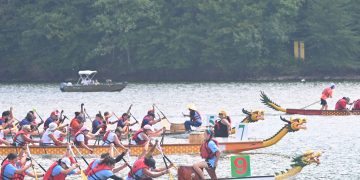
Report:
78,70,97,75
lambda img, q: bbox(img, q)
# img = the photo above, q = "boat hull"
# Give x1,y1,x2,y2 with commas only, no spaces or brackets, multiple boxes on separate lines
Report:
286,109,360,116
1,141,264,156
60,83,127,92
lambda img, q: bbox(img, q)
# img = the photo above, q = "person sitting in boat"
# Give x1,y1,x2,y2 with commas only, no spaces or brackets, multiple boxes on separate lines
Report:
183,103,202,133
92,113,106,134
0,110,16,130
352,99,360,110
44,110,60,131
141,109,161,128
40,122,68,146
74,127,94,153
87,156,127,180
1,152,35,180
132,125,164,156
85,153,111,175
98,111,112,134
19,111,36,128
13,125,39,147
70,112,84,137
335,97,352,110
102,127,128,150
113,113,137,132
193,129,220,180
214,110,231,138
44,156,80,179
126,155,172,180
0,126,16,146
320,83,335,110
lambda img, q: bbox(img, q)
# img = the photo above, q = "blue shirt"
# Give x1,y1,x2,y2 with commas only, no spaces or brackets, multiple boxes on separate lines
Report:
0,117,5,125
88,169,113,180
44,117,55,129
141,115,151,128
90,159,101,169
3,163,17,180
207,140,219,167
117,118,125,128
92,120,101,134
19,119,31,127
52,165,76,176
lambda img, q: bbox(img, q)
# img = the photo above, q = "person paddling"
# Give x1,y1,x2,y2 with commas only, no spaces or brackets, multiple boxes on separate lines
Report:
352,99,360,110
74,127,94,153
132,125,164,157
44,110,60,131
1,152,34,180
102,127,128,151
335,97,352,110
214,110,231,138
141,109,161,128
87,156,127,180
0,110,16,130
40,122,67,146
193,129,220,180
92,113,106,134
183,103,202,133
320,83,335,110
70,112,84,137
13,125,39,147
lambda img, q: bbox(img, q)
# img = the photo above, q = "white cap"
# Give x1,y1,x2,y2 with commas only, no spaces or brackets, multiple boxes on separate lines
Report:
48,123,58,131
143,124,155,132
330,83,335,88
61,157,71,168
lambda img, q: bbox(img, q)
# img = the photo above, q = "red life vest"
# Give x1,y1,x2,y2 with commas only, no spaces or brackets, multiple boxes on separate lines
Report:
84,160,98,175
102,130,112,144
87,163,112,179
100,119,109,133
1,160,25,180
200,139,219,159
127,158,150,178
13,130,30,146
335,99,347,110
44,161,67,180
132,129,146,145
353,100,360,110
74,132,88,145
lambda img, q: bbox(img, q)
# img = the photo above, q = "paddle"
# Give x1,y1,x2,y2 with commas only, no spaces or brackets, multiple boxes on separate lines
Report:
32,109,47,154
157,143,174,180
153,104,171,130
300,100,321,109
72,144,90,166
25,144,38,180
68,144,88,180
83,108,93,123
24,147,46,172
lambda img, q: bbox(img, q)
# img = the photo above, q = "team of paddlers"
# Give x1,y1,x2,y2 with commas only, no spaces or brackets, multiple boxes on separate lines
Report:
320,83,360,111
0,103,223,179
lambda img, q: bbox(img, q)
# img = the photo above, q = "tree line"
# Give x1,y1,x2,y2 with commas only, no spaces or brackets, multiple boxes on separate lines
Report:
0,0,359,82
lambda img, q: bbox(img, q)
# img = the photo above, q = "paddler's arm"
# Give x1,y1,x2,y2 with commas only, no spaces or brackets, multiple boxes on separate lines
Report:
22,134,39,144
60,164,79,175
49,134,66,146
112,164,127,173
113,136,128,150
220,119,231,132
143,168,169,178
109,175,123,180
79,141,93,153
15,163,32,174
214,151,220,168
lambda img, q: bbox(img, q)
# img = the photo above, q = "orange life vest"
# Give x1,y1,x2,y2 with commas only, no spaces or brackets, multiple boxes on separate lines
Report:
200,139,219,159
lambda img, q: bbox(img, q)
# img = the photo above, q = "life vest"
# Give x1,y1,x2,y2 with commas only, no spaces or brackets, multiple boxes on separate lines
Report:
352,100,360,110
127,158,150,179
13,130,30,147
1,160,25,180
102,130,112,145
132,129,146,145
100,118,109,133
87,163,112,180
190,111,202,122
335,99,347,110
214,117,231,138
200,139,219,159
43,161,67,180
84,159,99,175
74,131,88,146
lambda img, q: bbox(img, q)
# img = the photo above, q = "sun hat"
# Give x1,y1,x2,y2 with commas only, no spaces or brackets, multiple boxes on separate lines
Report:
187,103,197,111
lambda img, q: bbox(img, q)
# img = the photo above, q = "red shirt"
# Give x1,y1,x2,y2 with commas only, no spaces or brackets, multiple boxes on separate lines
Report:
352,100,360,110
335,99,347,110
321,87,333,100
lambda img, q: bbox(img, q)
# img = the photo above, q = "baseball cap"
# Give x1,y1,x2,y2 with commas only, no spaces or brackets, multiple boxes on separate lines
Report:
61,157,71,168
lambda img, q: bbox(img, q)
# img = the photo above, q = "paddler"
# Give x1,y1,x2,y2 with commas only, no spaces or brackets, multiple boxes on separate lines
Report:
74,127,95,153
102,127,128,151
70,112,84,137
214,110,231,138
132,125,164,157
40,122,67,146
19,111,36,128
0,110,16,130
1,152,34,180
92,113,106,134
335,97,352,110
87,156,127,180
352,99,360,110
183,103,202,133
320,83,335,110
193,129,220,180
13,125,39,147
141,109,161,128
44,110,60,131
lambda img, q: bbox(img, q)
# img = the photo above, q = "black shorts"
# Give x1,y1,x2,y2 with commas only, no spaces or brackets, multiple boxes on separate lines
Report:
206,160,216,169
320,99,327,106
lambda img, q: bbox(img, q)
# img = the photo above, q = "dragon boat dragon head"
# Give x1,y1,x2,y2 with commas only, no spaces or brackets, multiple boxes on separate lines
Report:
280,116,307,132
260,91,286,112
275,150,321,179
241,108,265,123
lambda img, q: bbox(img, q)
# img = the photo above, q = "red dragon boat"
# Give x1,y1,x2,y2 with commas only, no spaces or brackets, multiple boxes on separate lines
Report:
260,91,360,116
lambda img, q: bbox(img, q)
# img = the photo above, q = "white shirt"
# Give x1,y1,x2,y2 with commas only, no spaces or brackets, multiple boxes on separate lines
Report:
76,133,85,142
103,132,116,145
41,129,54,144
53,130,62,139
0,130,4,140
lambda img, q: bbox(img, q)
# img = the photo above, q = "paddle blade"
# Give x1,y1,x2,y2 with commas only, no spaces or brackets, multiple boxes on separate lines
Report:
80,170,87,180
161,119,171,131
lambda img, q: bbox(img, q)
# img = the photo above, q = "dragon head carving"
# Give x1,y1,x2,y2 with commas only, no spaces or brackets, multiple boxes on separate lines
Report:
242,108,264,123
280,116,307,132
292,150,321,167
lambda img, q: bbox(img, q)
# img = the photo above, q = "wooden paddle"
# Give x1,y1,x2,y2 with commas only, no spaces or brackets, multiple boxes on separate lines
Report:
301,100,321,109
72,144,90,166
25,144,38,180
83,108,93,123
68,144,88,180
157,143,174,180
32,109,47,154
153,104,171,130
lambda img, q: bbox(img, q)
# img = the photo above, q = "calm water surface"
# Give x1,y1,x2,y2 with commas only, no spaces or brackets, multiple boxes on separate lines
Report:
0,81,359,180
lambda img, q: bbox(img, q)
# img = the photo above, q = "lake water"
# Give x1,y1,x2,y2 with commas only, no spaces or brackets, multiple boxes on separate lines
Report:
1,81,359,180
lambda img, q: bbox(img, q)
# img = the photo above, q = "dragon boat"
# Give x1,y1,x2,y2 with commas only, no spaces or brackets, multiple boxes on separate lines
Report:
260,91,360,116
0,117,305,155
178,150,321,180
